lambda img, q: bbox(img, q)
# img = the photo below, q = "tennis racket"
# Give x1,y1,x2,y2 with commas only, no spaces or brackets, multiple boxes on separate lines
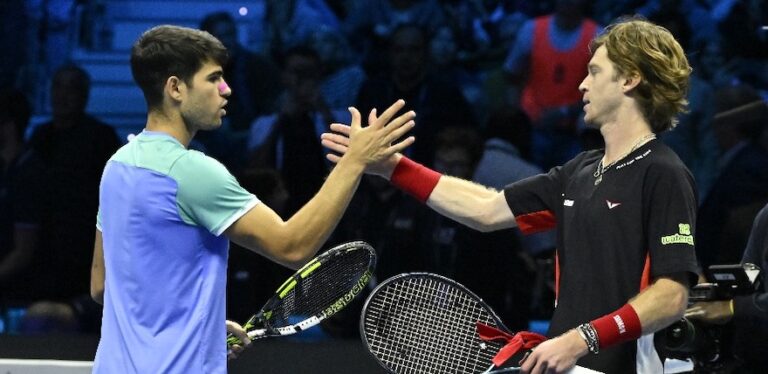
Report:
360,272,514,374
227,240,376,348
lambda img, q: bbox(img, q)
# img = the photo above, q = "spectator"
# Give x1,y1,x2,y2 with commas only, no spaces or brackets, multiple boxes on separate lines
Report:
198,11,282,172
248,46,346,216
253,0,341,58
0,89,44,304
473,107,556,256
661,39,719,200
428,24,485,121
686,202,768,372
356,24,477,166
308,28,366,110
344,0,446,73
28,64,120,301
697,85,768,268
503,0,600,169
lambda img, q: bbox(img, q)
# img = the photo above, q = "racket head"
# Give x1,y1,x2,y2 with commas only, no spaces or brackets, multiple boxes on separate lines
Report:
228,241,376,347
360,272,509,374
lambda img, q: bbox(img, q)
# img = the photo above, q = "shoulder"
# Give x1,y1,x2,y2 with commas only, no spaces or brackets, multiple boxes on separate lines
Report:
646,141,692,177
172,150,230,178
641,142,696,193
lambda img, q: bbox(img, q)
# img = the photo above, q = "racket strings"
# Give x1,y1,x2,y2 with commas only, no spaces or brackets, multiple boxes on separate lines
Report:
270,248,372,327
363,276,503,374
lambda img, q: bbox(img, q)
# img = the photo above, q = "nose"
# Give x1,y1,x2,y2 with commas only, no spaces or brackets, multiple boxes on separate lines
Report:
218,81,232,97
578,75,588,93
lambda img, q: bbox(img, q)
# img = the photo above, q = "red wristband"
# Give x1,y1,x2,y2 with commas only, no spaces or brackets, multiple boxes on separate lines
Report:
390,156,442,203
591,303,642,349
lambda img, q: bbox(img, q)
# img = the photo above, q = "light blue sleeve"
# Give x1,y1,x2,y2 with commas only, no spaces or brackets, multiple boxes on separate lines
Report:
170,151,259,236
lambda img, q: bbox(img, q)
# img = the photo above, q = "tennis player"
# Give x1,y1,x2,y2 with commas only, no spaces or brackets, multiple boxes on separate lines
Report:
322,17,699,373
89,25,414,374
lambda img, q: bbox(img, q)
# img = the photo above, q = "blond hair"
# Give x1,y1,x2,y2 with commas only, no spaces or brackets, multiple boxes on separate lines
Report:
591,17,691,132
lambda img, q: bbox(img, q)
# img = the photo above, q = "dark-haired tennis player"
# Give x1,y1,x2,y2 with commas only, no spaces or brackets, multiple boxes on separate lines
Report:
322,17,699,374
89,25,414,374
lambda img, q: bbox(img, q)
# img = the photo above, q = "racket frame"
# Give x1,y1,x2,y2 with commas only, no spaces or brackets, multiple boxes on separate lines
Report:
359,272,512,374
228,241,375,346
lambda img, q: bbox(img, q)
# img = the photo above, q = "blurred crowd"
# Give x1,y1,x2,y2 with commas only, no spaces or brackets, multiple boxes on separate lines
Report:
1,0,767,338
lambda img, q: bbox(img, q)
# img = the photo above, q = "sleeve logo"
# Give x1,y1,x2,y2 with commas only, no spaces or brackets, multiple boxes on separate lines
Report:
661,223,694,246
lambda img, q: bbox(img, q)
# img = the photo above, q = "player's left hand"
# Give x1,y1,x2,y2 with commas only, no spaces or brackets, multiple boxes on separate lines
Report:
519,329,588,374
226,320,251,360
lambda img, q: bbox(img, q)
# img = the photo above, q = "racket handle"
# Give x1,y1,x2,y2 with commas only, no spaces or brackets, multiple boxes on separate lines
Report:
226,333,243,348
227,314,260,348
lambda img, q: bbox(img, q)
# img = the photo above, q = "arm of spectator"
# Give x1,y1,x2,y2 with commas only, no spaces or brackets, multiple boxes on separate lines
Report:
0,225,39,282
502,20,534,84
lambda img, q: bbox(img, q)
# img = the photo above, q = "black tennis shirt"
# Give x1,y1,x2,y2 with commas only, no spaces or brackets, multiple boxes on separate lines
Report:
504,139,699,373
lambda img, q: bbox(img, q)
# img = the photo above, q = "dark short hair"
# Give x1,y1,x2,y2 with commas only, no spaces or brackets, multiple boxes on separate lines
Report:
130,25,228,109
277,45,322,68
0,88,32,140
435,126,484,166
484,107,532,160
199,12,235,33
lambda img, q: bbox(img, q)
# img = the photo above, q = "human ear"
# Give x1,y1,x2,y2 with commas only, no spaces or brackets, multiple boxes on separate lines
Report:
166,76,185,102
622,73,641,93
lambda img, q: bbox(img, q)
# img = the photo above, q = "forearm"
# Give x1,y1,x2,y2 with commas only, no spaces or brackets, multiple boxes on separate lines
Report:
629,276,689,334
427,176,517,232
0,226,38,281
273,158,365,268
384,156,516,232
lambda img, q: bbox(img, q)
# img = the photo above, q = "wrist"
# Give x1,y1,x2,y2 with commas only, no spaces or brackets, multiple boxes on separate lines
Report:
591,303,642,350
389,156,442,203
336,155,366,175
382,153,404,179
570,328,590,357
576,323,600,355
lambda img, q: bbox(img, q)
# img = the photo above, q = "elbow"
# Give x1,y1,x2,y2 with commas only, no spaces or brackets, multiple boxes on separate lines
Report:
668,286,689,320
474,220,498,233
280,247,313,269
258,229,314,270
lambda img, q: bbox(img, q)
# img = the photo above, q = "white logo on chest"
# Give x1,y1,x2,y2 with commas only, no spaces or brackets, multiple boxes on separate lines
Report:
606,200,622,209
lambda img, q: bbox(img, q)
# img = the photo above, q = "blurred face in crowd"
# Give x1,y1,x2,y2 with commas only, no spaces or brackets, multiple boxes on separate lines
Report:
390,26,426,82
51,70,89,121
207,20,238,52
429,26,457,66
282,54,322,108
179,61,231,131
434,147,474,179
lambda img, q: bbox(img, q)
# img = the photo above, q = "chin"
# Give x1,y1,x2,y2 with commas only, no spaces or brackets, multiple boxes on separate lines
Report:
201,121,223,131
